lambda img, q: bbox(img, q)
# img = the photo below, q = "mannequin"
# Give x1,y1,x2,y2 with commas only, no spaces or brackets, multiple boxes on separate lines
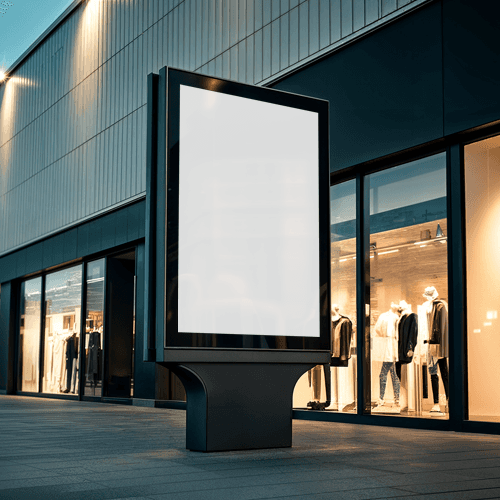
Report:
307,304,353,411
331,304,353,365
395,300,418,412
397,300,418,366
373,303,400,411
422,286,449,415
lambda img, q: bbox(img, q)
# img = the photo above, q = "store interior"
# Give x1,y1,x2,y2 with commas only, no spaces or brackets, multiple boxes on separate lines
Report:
294,155,451,418
294,217,449,418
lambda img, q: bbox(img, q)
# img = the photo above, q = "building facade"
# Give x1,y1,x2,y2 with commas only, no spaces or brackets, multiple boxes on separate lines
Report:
1,0,500,433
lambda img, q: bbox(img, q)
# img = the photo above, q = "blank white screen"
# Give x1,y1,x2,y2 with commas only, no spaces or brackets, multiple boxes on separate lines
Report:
177,85,320,337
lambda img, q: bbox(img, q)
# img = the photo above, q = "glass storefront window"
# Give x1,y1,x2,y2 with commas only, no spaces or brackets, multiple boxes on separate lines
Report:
294,179,357,412
367,153,448,418
18,278,42,392
42,266,82,394
84,259,105,396
465,135,500,422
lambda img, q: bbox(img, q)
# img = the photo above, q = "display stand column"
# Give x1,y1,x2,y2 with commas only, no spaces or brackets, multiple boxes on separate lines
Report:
168,363,315,452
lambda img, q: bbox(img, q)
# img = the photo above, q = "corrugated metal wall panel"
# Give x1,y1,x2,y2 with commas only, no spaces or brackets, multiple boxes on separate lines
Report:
271,19,280,76
341,0,353,37
299,1,309,60
238,39,246,83
190,0,197,70
289,5,299,65
319,0,330,48
254,28,263,82
222,47,230,78
0,0,427,255
383,0,398,16
309,0,320,54
230,44,237,80
365,0,379,24
263,0,272,26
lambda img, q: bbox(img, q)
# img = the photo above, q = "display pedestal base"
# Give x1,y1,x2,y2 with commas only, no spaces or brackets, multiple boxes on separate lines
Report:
168,362,315,452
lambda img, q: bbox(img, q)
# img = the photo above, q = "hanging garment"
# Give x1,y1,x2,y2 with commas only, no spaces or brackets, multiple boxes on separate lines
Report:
307,364,332,406
331,316,353,362
65,335,77,392
86,330,101,381
427,299,448,358
398,312,418,364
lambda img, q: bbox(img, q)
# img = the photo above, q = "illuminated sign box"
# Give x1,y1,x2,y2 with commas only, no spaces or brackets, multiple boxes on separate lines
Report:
165,69,330,352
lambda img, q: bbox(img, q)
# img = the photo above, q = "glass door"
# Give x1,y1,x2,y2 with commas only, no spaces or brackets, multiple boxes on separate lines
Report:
366,153,449,418
104,250,136,399
42,265,82,395
84,259,105,396
18,277,42,392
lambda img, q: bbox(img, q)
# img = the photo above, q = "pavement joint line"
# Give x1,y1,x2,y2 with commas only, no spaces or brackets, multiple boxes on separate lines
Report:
397,484,500,495
248,486,421,500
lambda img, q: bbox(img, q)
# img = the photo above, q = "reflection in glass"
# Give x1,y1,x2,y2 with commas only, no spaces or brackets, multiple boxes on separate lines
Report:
465,135,500,422
42,266,82,394
84,259,105,396
294,180,357,412
18,278,42,392
368,153,448,419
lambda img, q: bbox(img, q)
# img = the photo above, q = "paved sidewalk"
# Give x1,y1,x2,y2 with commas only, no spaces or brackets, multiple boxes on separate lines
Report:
1,396,500,500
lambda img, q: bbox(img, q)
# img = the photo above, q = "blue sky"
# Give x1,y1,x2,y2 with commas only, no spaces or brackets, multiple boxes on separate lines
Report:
0,0,74,71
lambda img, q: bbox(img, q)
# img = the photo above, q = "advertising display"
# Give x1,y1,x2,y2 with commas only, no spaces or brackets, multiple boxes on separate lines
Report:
165,68,330,351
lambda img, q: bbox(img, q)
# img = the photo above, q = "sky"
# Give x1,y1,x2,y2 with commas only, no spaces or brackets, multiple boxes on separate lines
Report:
0,0,74,72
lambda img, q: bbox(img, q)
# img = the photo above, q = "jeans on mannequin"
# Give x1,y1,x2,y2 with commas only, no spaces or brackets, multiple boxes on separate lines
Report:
379,362,400,402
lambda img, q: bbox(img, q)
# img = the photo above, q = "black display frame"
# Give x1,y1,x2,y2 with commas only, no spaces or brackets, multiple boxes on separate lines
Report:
164,68,331,352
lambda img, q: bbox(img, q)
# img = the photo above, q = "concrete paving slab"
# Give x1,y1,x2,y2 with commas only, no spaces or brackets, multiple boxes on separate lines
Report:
1,395,500,500
389,489,500,500
400,478,500,494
